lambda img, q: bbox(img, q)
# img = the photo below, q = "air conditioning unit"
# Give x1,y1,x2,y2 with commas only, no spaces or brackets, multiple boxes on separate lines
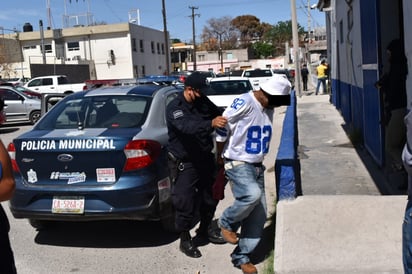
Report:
72,55,81,61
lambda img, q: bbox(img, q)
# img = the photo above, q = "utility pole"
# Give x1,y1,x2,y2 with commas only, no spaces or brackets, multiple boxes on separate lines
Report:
162,0,170,75
215,31,224,73
290,0,301,97
189,6,199,71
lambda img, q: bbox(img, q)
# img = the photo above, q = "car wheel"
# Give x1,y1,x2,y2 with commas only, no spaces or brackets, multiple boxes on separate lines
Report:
29,110,41,124
160,204,176,232
29,219,50,230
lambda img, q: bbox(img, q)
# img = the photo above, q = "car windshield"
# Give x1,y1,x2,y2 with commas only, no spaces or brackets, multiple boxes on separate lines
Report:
205,80,252,95
36,95,151,130
243,70,272,77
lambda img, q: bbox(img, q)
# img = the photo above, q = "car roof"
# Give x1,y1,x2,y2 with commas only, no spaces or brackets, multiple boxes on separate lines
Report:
84,84,170,97
210,76,250,82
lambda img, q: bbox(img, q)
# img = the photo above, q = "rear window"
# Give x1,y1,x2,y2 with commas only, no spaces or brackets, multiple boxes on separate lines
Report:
36,95,150,130
243,70,273,78
205,80,252,95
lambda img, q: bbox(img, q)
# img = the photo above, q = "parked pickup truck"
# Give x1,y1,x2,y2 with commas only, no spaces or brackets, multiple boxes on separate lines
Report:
241,68,274,90
24,75,85,94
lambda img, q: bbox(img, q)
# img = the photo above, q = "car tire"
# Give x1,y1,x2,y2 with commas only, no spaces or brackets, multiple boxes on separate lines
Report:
29,110,41,124
29,219,51,230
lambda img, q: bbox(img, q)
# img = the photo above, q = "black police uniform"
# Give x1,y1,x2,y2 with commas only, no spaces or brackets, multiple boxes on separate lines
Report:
166,92,222,235
0,204,17,274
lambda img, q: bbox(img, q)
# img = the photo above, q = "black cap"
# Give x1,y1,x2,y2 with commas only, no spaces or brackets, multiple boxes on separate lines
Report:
184,71,208,91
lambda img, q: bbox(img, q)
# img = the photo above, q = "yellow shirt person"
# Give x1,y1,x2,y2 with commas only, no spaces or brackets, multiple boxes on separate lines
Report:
315,60,328,95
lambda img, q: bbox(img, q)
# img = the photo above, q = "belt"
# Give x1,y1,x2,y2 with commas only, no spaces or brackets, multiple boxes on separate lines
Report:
224,158,262,169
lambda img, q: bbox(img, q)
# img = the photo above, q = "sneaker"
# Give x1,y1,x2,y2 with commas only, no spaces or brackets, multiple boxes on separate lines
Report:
220,227,239,244
240,262,257,274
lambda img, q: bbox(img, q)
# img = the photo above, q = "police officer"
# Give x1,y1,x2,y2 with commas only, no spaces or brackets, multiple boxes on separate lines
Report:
166,71,228,258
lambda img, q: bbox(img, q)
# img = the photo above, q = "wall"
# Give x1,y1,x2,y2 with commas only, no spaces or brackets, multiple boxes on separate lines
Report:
403,0,412,110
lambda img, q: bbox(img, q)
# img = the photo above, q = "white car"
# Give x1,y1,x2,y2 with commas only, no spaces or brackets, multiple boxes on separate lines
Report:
205,77,253,109
241,68,274,90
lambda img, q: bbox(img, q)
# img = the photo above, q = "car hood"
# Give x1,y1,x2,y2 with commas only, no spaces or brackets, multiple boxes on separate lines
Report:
13,127,142,186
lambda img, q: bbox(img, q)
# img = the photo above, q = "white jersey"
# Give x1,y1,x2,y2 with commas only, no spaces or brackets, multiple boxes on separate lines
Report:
216,91,274,163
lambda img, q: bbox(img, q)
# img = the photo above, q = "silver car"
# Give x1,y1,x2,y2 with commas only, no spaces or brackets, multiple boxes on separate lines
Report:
0,85,41,124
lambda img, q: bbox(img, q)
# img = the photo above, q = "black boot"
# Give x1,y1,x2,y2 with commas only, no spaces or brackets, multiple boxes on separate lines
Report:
195,219,226,244
179,231,202,258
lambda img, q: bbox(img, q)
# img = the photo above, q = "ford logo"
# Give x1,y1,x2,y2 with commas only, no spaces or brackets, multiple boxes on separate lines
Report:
57,154,74,162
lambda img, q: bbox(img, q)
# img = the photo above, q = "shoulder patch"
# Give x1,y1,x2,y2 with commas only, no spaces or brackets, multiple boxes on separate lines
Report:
173,110,184,119
230,98,246,110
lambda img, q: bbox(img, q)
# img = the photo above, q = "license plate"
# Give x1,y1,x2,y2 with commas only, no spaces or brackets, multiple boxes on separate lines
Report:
52,196,85,214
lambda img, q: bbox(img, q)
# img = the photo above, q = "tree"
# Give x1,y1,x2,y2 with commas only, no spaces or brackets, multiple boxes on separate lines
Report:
262,20,305,56
252,42,274,58
231,15,262,46
200,16,238,51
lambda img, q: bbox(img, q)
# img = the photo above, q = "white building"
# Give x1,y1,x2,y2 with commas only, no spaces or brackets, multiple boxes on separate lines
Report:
1,22,169,81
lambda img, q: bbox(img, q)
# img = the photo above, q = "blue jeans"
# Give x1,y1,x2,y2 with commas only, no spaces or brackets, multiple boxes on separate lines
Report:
404,199,412,273
316,77,327,95
219,161,267,267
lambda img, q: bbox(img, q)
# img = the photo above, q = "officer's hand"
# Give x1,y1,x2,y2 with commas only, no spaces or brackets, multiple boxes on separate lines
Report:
212,116,227,128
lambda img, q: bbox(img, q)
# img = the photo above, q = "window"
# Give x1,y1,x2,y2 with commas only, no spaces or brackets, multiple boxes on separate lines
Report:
157,42,160,54
151,41,155,54
23,45,36,50
141,65,146,76
41,44,53,53
0,89,21,100
161,43,165,55
198,54,205,61
132,38,137,52
42,78,53,85
139,39,144,52
67,41,80,51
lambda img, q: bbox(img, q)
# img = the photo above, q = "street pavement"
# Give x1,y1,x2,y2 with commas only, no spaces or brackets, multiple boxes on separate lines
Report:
274,91,407,273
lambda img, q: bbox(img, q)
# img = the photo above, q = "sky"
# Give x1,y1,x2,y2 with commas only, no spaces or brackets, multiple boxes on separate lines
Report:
0,0,326,43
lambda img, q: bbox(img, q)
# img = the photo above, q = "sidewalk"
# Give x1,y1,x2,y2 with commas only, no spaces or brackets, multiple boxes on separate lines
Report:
274,93,406,273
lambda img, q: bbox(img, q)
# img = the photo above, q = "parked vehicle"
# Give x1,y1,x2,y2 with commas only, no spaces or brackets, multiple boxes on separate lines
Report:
0,86,41,124
8,84,181,231
13,86,42,99
205,77,253,109
272,69,294,85
170,70,193,83
241,68,274,90
1,77,30,86
24,75,86,94
0,97,6,125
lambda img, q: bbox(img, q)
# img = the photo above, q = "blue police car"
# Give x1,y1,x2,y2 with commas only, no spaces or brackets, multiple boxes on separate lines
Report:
7,84,181,231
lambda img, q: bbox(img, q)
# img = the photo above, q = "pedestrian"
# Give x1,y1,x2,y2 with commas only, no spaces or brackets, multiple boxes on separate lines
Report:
0,139,17,274
315,59,328,95
301,64,309,91
376,39,407,174
402,110,412,273
216,74,291,274
166,71,228,258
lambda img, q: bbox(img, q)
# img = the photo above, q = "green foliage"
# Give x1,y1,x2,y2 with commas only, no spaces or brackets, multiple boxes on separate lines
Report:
252,42,274,58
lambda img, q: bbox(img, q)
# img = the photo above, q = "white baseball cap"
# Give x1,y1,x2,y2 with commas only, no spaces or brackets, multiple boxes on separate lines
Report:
259,74,292,96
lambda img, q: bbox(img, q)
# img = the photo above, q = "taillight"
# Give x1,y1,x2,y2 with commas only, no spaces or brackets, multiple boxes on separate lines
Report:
7,142,19,172
123,140,161,171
